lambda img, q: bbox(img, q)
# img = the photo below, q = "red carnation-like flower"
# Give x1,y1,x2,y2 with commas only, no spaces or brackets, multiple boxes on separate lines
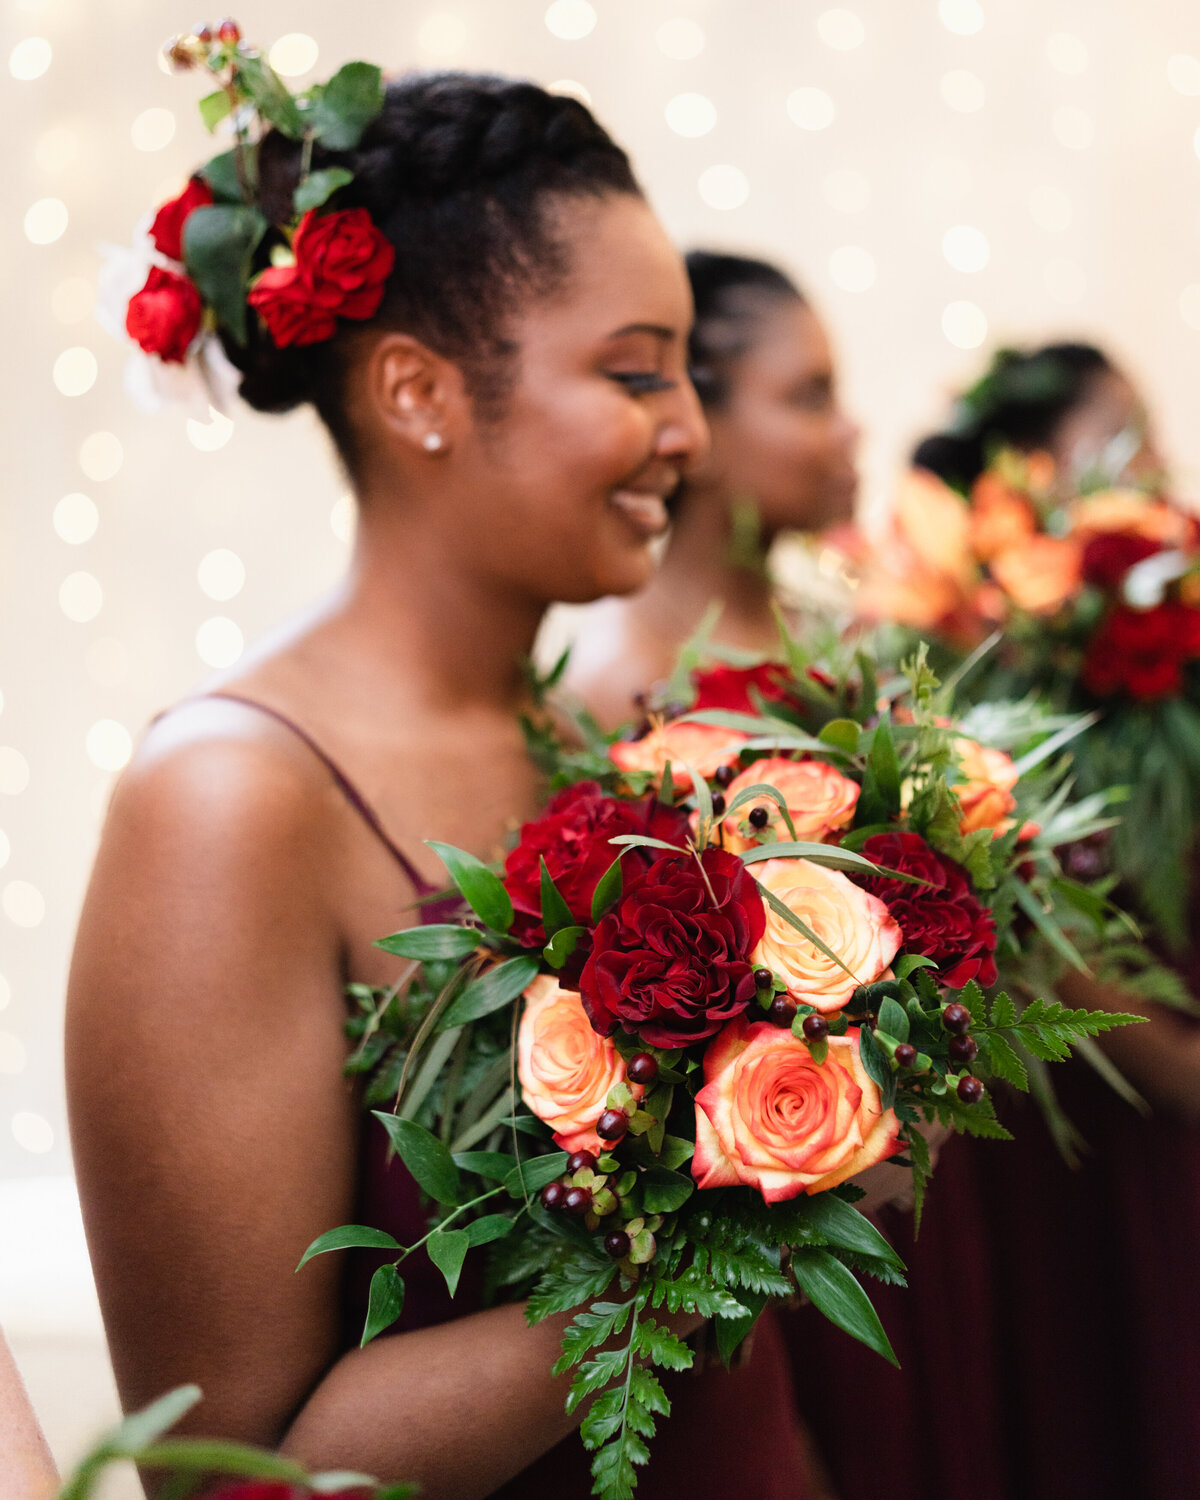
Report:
249,208,395,349
579,846,766,1047
125,266,204,363
854,831,998,988
691,662,795,714
504,781,691,952
1082,602,1200,701
1080,531,1162,592
149,176,214,262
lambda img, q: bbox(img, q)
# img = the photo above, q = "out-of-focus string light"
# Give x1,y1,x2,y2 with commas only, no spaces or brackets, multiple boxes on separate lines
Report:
822,168,870,213
59,572,103,623
196,617,244,669
331,494,356,543
187,408,234,451
268,32,319,77
942,300,988,349
53,347,97,397
1052,106,1094,150
665,92,716,137
9,37,51,80
79,432,123,482
0,750,30,797
1045,33,1088,74
656,19,705,60
11,1112,53,1154
942,225,990,272
787,87,835,130
198,549,245,601
817,9,865,50
131,108,176,152
828,246,876,292
1168,54,1200,97
53,493,98,544
545,1,596,41
24,197,67,245
3,882,45,930
940,69,985,112
939,0,983,36
416,14,469,59
86,720,133,772
697,165,749,210
1028,184,1072,232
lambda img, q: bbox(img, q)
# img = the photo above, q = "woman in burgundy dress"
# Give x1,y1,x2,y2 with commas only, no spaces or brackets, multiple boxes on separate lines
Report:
791,343,1200,1500
64,68,837,1498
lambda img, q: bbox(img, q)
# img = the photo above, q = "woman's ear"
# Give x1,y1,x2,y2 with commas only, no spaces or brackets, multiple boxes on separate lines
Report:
363,332,470,457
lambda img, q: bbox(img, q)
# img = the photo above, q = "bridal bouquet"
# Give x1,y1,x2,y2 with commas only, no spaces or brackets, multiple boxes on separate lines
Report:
845,451,1200,945
302,640,1139,1499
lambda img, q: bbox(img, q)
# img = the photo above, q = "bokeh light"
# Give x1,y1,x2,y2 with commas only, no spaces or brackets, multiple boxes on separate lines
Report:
1045,33,1089,74
59,572,103,624
268,33,319,76
24,198,68,245
817,9,865,50
331,494,356,543
0,750,30,798
53,493,99,545
665,93,717,137
828,246,877,292
131,108,176,152
545,1,597,41
786,87,835,131
9,37,51,80
187,409,235,452
79,432,123,483
196,617,244,669
656,19,705,60
3,882,45,930
197,549,246,601
53,347,98,397
12,1112,54,1154
942,225,990,272
939,0,984,35
85,721,133,772
1167,53,1200,96
697,165,749,210
942,299,989,348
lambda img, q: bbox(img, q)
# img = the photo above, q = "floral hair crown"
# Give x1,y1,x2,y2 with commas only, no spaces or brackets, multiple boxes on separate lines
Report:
100,19,393,413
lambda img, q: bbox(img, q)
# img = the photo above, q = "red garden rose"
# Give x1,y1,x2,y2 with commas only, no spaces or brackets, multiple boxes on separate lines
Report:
691,662,795,714
149,176,213,262
504,781,691,949
248,208,395,349
1080,531,1162,592
247,264,339,347
579,846,766,1047
1082,602,1200,701
125,266,204,362
854,831,998,988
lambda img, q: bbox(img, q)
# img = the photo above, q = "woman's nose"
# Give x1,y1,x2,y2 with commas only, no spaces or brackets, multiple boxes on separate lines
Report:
658,378,710,467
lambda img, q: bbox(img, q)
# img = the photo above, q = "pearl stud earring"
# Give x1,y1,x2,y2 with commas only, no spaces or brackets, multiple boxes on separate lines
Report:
422,432,443,452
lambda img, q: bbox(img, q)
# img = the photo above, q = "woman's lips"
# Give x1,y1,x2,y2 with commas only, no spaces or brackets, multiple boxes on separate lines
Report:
609,488,671,539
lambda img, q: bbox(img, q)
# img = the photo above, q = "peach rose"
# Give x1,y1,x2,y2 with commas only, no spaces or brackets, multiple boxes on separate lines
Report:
989,534,1083,614
954,738,1019,836
968,471,1037,562
517,975,640,1155
1069,490,1191,546
751,858,902,1014
721,757,860,854
693,1016,903,1202
609,721,747,788
895,469,976,584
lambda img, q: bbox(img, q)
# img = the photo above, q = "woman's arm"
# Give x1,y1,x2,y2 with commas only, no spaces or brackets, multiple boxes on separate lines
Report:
0,1330,57,1500
66,724,693,1499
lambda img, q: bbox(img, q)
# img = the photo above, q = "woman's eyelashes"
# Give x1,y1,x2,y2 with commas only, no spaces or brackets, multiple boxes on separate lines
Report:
606,370,678,394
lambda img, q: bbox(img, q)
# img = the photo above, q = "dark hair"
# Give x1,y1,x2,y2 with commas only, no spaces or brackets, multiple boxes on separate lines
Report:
684,251,805,409
228,72,641,467
913,342,1114,488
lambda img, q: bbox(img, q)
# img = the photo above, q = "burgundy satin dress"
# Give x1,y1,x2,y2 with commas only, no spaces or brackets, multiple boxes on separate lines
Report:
222,696,820,1499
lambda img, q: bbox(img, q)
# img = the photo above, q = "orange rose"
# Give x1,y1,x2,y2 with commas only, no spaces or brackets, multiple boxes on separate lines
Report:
609,721,747,788
989,535,1083,613
692,1016,903,1202
751,858,902,1014
895,469,975,583
721,757,860,854
954,738,1019,836
968,471,1037,562
517,975,640,1155
1069,490,1191,546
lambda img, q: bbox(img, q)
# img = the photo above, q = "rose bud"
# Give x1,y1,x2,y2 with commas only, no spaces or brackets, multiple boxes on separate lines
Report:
942,1002,971,1035
948,1034,979,1065
192,22,213,41
217,17,241,42
540,1181,567,1211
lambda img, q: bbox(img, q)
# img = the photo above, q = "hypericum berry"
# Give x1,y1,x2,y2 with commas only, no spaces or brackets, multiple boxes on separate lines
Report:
566,1149,598,1175
710,793,726,817
802,1013,830,1042
714,763,736,789
604,1230,631,1259
948,1034,979,1066
596,1109,628,1142
563,1185,593,1215
753,966,773,990
957,1075,985,1104
540,1181,567,1211
768,996,797,1027
216,17,241,42
894,1042,918,1069
626,1052,659,1086
942,1002,971,1035
748,806,770,830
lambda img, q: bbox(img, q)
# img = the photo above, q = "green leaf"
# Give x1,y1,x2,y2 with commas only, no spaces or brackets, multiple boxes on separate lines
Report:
715,1289,767,1368
738,840,880,874
877,995,910,1044
608,834,689,855
856,1024,896,1109
440,955,539,1029
293,166,354,215
452,1150,517,1181
655,1135,695,1171
791,1247,898,1366
635,1319,693,1371
198,89,232,133
184,204,267,344
544,925,585,970
296,1222,402,1271
870,719,902,812
640,1167,694,1214
373,1114,462,1206
554,1301,632,1373
526,1256,615,1322
427,1228,470,1297
362,1263,405,1346
540,857,576,937
504,1150,569,1198
426,840,514,933
134,1441,308,1478
107,1386,202,1456
309,61,385,150
721,782,799,840
310,1473,387,1496
465,1214,515,1247
235,53,305,138
794,1193,906,1273
893,953,938,982
819,718,861,754
199,146,255,205
591,852,625,922
374,923,479,961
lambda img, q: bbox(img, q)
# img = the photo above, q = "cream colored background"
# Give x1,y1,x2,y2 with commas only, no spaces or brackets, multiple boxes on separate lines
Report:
4,0,1200,1482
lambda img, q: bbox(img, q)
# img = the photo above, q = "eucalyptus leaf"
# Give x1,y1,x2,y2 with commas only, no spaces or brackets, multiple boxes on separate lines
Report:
362,1263,405,1346
440,955,540,1028
296,1223,402,1271
427,1228,470,1297
757,882,860,982
373,1114,462,1205
427,840,514,933
183,204,267,344
739,840,880,874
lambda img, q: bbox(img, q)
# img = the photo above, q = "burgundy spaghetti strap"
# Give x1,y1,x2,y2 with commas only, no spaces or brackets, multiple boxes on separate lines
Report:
197,691,436,895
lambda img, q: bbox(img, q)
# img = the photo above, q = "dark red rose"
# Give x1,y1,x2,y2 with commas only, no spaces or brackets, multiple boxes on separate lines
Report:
1080,532,1162,592
125,266,204,362
249,209,395,348
855,831,997,988
692,662,794,714
247,262,338,347
1082,602,1200,701
504,781,691,949
149,176,213,261
579,847,766,1047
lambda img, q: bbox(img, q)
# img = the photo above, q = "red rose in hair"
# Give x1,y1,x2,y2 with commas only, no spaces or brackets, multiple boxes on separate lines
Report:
125,266,204,362
504,781,691,949
149,176,214,262
580,847,766,1047
249,208,395,349
1083,602,1200,700
854,831,997,987
248,265,339,348
1080,532,1162,592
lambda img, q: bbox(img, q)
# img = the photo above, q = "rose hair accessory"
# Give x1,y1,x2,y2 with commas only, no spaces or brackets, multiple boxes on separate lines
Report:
98,20,393,413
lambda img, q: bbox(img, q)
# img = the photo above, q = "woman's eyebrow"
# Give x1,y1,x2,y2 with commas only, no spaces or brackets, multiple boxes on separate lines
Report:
606,322,676,341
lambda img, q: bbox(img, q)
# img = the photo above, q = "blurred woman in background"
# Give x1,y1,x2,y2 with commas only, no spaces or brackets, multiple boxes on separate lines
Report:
564,251,859,728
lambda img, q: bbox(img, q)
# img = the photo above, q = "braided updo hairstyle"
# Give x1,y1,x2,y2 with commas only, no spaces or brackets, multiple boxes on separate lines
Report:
227,72,641,469
912,342,1113,489
684,251,805,409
